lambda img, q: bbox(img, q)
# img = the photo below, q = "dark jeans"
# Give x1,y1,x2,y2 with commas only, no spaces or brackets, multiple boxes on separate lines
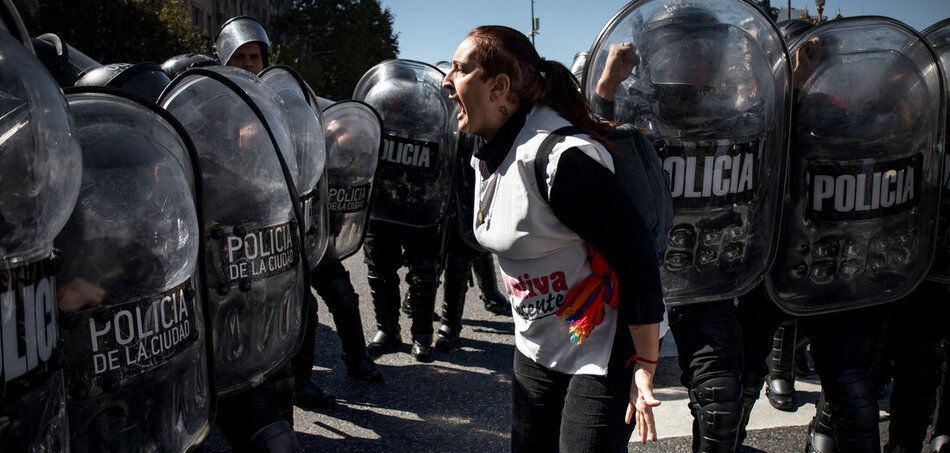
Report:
511,323,636,453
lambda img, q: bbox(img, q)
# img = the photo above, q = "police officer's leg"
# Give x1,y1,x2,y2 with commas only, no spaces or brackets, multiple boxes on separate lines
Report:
289,291,336,410
766,318,798,411
735,285,786,447
436,219,476,352
884,281,944,452
363,221,404,355
471,251,511,315
805,309,880,453
216,367,301,453
668,299,743,453
933,339,950,453
403,224,443,362
806,390,837,453
314,259,382,382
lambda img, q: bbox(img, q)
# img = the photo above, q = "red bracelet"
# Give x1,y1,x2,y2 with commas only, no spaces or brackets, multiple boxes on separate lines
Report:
626,355,659,368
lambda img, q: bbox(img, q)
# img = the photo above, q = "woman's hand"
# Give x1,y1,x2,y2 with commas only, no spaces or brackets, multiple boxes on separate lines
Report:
626,362,661,443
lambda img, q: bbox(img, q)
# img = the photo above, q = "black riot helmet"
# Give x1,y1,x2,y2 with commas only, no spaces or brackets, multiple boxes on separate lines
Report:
162,53,219,79
776,19,816,44
213,16,271,70
75,62,171,103
31,33,102,87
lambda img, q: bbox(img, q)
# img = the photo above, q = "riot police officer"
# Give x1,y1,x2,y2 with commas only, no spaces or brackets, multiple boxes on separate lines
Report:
583,2,792,451
353,60,458,363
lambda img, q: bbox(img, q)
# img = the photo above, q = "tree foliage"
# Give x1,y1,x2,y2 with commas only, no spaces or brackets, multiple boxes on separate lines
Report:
271,0,399,101
21,0,206,65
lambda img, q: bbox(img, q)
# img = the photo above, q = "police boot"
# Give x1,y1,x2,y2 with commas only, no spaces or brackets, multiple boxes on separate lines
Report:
407,258,439,362
766,319,797,411
472,252,510,316
317,272,383,382
688,373,741,452
806,391,836,453
248,420,301,453
366,269,402,356
436,254,470,352
736,374,766,448
825,370,880,453
795,332,815,377
294,379,336,411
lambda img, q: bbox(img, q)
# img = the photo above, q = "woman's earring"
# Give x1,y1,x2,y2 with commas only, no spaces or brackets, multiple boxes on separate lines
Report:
499,105,508,117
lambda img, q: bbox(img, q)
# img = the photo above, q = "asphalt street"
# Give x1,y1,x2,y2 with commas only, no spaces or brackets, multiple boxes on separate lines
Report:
203,253,916,452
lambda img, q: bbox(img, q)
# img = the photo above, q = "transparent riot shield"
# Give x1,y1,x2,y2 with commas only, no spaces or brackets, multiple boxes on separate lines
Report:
353,59,458,228
57,88,212,452
321,100,382,261
0,28,81,451
159,66,308,396
923,19,950,283
766,17,945,315
260,65,329,268
583,0,792,304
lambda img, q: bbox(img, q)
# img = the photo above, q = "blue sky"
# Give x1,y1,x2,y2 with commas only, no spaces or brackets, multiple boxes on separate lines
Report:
379,0,950,68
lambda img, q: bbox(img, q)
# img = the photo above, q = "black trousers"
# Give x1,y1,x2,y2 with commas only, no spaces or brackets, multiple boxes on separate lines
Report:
363,221,443,336
511,321,636,453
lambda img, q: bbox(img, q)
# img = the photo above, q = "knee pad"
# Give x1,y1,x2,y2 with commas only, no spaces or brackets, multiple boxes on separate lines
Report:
689,373,741,446
249,420,301,453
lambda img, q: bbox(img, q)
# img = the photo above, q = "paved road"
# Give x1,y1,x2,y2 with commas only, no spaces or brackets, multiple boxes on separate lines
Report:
203,254,915,452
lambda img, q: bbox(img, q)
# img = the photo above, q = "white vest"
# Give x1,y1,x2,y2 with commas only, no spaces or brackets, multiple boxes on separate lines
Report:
473,105,619,376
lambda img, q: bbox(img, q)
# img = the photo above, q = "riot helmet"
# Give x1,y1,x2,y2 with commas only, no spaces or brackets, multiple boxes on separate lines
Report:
213,16,271,74
776,19,816,44
1,0,32,52
570,51,588,85
75,62,171,103
31,33,102,87
161,52,220,79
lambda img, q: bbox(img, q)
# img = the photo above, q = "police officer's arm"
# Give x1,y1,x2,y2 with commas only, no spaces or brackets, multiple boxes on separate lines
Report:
548,148,664,326
591,43,637,120
57,278,105,312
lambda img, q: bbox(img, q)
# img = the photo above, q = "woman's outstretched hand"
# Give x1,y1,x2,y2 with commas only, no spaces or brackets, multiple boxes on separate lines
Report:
626,363,661,443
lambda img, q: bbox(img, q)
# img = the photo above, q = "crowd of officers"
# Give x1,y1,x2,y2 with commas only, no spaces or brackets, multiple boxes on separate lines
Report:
3,0,950,451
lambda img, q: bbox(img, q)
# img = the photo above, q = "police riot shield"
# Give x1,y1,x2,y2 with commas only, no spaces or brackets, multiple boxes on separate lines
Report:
56,88,213,452
923,19,950,283
0,28,81,451
765,17,945,315
583,0,791,304
159,65,308,396
260,65,329,268
353,59,458,227
321,100,382,261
